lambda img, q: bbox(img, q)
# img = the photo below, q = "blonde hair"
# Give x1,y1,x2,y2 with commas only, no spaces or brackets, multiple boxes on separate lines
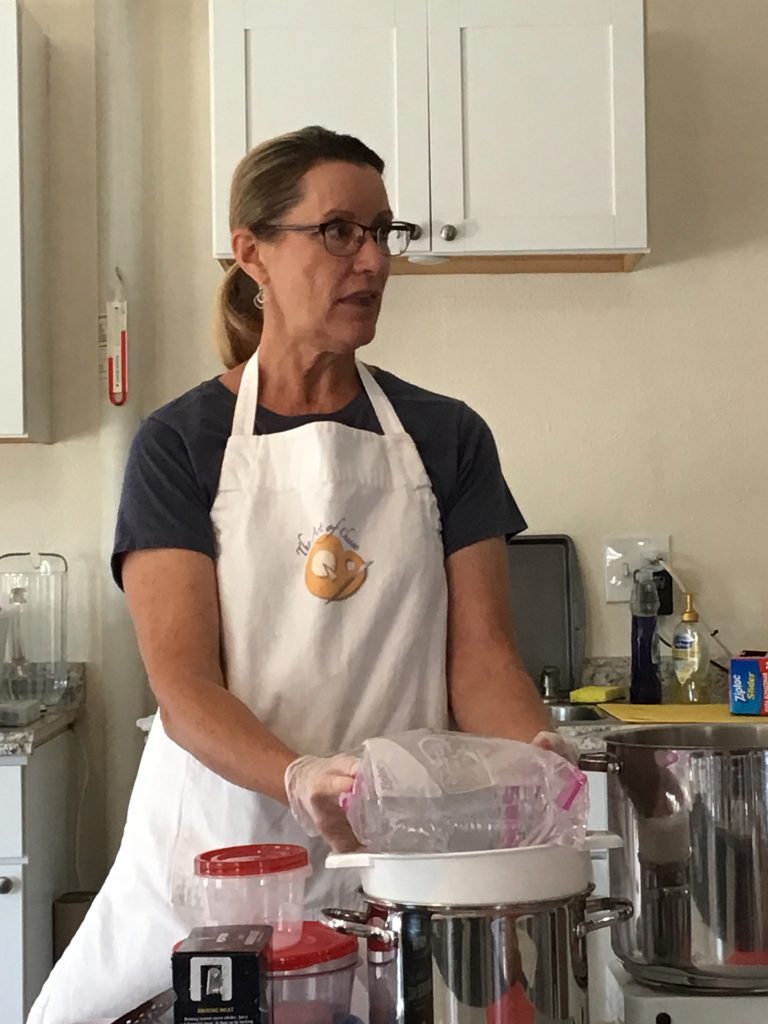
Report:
215,126,385,368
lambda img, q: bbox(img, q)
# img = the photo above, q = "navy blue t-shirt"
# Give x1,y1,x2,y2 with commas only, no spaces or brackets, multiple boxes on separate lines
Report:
111,369,526,587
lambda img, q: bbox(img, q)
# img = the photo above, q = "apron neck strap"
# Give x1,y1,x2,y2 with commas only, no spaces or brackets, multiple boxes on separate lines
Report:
231,354,261,437
356,362,406,435
230,355,406,437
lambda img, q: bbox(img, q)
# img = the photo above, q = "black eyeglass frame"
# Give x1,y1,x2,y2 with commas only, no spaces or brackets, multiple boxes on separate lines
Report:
256,218,423,256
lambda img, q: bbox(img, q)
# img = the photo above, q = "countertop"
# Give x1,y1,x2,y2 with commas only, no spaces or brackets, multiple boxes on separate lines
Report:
559,719,644,753
0,664,84,758
561,656,733,752
559,707,765,753
0,703,81,758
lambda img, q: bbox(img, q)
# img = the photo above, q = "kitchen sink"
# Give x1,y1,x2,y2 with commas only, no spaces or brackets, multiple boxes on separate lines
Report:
547,703,606,723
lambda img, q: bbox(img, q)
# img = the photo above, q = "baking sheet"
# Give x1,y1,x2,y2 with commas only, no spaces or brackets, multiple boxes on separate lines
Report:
506,535,585,689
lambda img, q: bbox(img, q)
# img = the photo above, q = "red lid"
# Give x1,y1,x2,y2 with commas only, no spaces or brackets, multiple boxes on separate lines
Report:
194,844,309,878
265,922,358,972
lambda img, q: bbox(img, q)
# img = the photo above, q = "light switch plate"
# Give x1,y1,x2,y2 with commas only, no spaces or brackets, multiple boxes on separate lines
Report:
604,535,670,603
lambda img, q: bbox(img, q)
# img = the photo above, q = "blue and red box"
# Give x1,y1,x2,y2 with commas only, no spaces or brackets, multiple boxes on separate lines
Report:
730,651,768,715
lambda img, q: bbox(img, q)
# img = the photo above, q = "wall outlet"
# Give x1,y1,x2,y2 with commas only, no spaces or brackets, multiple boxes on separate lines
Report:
604,535,671,603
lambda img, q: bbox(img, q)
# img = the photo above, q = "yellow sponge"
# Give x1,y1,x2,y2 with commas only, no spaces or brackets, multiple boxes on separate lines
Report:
569,684,626,704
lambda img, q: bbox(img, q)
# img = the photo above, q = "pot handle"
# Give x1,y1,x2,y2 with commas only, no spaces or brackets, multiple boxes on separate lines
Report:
579,751,620,774
326,853,374,870
320,908,396,945
584,830,623,852
575,897,634,938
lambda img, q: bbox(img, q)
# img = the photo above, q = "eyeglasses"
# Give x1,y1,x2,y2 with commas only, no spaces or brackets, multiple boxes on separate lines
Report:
261,218,420,257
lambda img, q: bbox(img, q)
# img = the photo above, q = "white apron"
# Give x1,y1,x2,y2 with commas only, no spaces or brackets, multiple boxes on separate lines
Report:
28,357,449,1024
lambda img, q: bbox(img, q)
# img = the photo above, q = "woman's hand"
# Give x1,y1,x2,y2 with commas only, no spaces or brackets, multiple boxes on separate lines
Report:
285,754,362,852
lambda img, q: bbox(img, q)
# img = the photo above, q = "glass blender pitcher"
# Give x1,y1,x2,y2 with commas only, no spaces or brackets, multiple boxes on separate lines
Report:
0,552,68,706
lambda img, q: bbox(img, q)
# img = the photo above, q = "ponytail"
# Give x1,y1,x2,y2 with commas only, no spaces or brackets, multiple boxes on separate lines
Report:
215,264,263,368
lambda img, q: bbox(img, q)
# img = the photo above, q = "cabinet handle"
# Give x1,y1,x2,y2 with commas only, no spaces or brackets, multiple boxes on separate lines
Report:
440,224,458,242
0,877,13,895
410,224,423,242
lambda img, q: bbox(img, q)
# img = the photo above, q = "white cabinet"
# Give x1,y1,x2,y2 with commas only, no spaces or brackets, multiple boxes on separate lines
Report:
0,864,25,1024
209,0,646,262
428,0,647,254
0,1,49,440
209,0,431,259
0,733,76,1024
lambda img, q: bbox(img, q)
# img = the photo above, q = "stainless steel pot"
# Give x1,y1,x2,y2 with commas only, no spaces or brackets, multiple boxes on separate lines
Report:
322,891,631,1024
581,724,768,991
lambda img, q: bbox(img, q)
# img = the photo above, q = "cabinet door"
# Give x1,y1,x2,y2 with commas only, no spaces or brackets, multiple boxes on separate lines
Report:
0,0,25,436
428,0,647,253
0,866,25,1024
210,0,431,257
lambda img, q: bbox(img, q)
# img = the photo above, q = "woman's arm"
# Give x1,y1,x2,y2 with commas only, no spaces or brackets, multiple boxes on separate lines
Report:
123,548,297,802
446,536,553,740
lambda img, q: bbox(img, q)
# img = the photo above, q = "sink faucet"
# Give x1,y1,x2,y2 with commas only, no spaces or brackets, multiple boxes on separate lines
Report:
539,665,565,704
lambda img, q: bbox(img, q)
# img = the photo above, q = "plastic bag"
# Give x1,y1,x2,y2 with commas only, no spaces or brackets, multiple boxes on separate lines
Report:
343,729,588,853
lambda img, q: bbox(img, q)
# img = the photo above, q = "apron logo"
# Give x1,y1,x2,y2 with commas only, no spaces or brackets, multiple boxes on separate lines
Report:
297,518,372,602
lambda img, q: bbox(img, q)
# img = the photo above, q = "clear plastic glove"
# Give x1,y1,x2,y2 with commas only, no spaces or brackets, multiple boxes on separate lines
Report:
284,753,361,852
532,730,580,765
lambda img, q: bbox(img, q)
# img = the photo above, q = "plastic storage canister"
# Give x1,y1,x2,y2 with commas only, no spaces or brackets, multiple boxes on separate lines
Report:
264,922,358,1024
194,844,311,950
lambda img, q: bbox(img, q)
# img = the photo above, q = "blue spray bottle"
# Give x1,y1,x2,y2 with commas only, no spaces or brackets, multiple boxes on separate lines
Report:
630,567,662,704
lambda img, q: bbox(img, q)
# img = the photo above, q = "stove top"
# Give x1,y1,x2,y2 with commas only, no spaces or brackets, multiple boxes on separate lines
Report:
623,981,768,1024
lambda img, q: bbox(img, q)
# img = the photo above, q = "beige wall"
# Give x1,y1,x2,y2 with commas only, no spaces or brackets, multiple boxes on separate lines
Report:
0,0,106,883
143,0,768,659
2,0,766,868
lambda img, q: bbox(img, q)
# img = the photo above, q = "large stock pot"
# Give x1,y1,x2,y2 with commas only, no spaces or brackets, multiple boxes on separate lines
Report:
581,724,768,991
321,839,631,1024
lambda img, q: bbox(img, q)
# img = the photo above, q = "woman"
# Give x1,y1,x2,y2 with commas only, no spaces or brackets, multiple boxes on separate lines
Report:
30,126,557,1024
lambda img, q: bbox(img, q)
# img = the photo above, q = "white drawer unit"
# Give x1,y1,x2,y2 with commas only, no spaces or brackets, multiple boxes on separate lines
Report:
0,0,49,440
209,0,647,263
0,761,23,857
0,733,76,1024
0,864,24,1024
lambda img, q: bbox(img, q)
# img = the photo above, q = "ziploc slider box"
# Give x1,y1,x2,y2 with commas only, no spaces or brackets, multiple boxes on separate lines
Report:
730,651,768,715
173,924,271,1024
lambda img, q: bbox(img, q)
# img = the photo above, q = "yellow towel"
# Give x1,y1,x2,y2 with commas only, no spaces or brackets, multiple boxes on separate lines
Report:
596,703,761,724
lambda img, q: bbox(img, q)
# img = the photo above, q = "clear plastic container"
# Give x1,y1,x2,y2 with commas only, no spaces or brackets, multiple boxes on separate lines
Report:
0,552,68,706
265,922,358,1024
194,844,311,950
343,730,588,854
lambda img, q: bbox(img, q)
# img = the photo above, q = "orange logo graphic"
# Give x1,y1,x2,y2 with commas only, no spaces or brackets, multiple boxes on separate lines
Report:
304,533,370,602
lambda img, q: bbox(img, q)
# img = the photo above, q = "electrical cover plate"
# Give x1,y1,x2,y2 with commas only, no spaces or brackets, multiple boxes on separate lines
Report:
604,535,670,603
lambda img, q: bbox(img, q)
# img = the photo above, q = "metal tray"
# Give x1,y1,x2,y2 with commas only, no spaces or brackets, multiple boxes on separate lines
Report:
506,534,586,691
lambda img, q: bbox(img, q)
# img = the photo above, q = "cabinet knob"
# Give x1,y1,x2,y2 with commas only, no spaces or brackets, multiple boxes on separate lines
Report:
0,877,13,895
409,224,423,242
440,224,458,242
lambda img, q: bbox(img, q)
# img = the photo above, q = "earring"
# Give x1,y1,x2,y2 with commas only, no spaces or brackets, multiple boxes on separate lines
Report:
253,285,265,310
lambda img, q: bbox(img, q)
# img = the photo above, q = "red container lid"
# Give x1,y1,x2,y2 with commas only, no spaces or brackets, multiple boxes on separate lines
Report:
265,922,358,973
195,844,309,878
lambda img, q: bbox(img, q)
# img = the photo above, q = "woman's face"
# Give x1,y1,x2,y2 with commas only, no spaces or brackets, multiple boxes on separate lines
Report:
241,160,393,355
